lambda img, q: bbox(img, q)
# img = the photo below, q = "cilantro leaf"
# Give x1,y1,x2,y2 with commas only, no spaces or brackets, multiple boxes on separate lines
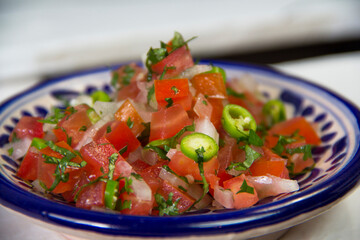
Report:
155,192,181,216
236,179,254,194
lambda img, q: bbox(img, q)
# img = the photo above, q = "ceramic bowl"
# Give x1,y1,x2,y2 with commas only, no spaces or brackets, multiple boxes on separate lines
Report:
1,61,360,240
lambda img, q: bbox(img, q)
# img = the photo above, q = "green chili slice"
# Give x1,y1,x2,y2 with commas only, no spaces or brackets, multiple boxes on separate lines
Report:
221,104,257,139
180,133,218,162
86,108,101,124
104,179,119,210
91,90,111,103
205,66,227,83
262,99,286,126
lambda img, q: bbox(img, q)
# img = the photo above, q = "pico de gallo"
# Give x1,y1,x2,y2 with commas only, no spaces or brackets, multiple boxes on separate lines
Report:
7,32,321,216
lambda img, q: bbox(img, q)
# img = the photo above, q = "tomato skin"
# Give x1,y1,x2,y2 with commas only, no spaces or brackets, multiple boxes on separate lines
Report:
151,46,194,79
37,141,85,194
207,98,224,130
80,137,131,179
154,78,192,111
249,147,288,178
168,151,219,182
9,116,44,141
285,141,315,174
120,192,154,215
105,121,140,158
223,174,259,209
138,161,168,193
149,104,191,142
114,99,145,137
76,181,106,209
157,179,195,213
117,82,141,101
191,73,227,99
265,116,321,147
53,104,93,148
17,147,41,181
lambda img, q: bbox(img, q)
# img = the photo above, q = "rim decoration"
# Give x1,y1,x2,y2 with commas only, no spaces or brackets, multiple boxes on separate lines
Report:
1,61,360,237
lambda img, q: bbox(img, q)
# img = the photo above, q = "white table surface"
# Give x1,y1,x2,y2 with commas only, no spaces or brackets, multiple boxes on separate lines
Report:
0,51,359,240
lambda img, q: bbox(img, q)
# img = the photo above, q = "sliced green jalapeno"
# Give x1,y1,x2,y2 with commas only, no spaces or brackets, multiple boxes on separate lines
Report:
180,132,218,162
262,99,286,126
221,104,257,139
91,90,111,103
205,66,227,83
105,179,119,210
86,108,101,124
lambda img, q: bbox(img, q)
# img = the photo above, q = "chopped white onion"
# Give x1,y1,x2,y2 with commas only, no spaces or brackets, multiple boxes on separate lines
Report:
93,101,123,118
179,65,212,80
214,186,234,209
246,175,299,199
141,148,158,166
131,175,152,201
70,95,93,107
4,137,32,160
159,168,188,190
195,117,219,144
127,146,143,164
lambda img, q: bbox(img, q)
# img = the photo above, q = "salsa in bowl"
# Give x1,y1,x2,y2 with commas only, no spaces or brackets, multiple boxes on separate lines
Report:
0,33,359,239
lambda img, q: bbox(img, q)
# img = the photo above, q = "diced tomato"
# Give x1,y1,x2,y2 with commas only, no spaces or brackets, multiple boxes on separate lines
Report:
149,104,191,142
285,141,315,174
154,78,192,110
207,98,224,130
156,179,195,213
53,104,93,148
114,99,145,137
37,141,85,194
191,73,227,99
105,121,140,158
117,82,141,101
119,192,154,215
9,116,44,142
139,161,168,193
17,146,41,181
249,147,287,178
76,181,106,209
168,151,219,182
151,45,194,79
80,137,132,179
228,91,264,124
265,116,321,148
192,93,213,119
130,159,151,172
112,63,146,86
223,174,259,209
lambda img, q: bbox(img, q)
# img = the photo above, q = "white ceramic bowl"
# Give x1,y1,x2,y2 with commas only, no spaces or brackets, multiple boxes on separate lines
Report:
0,61,359,240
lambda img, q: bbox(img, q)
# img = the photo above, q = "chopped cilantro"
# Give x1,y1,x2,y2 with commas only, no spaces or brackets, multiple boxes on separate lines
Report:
236,179,254,194
155,192,180,216
165,98,173,108
171,86,179,95
126,117,134,129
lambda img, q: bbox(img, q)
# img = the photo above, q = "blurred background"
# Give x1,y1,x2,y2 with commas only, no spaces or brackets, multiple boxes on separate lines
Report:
0,0,359,100
0,0,360,239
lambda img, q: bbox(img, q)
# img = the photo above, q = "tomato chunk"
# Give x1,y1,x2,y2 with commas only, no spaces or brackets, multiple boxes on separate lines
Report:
151,45,194,79
154,78,192,110
80,137,132,179
9,116,44,142
266,116,321,147
53,104,93,148
114,99,145,137
76,181,106,209
17,147,41,181
149,104,191,142
191,73,227,99
105,121,141,158
223,174,259,209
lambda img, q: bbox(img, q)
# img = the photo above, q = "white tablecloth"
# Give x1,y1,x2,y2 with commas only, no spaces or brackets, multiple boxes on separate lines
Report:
0,51,359,240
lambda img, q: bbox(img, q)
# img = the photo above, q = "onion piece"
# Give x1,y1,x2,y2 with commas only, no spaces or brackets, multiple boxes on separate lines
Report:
214,186,234,209
194,117,219,145
246,174,299,199
179,65,212,80
131,174,152,201
4,137,32,160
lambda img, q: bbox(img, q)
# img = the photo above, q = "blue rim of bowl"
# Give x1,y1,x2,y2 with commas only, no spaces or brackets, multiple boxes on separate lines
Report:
1,61,360,238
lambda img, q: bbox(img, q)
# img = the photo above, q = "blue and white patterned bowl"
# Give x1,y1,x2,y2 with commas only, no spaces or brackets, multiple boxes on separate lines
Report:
1,61,360,240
